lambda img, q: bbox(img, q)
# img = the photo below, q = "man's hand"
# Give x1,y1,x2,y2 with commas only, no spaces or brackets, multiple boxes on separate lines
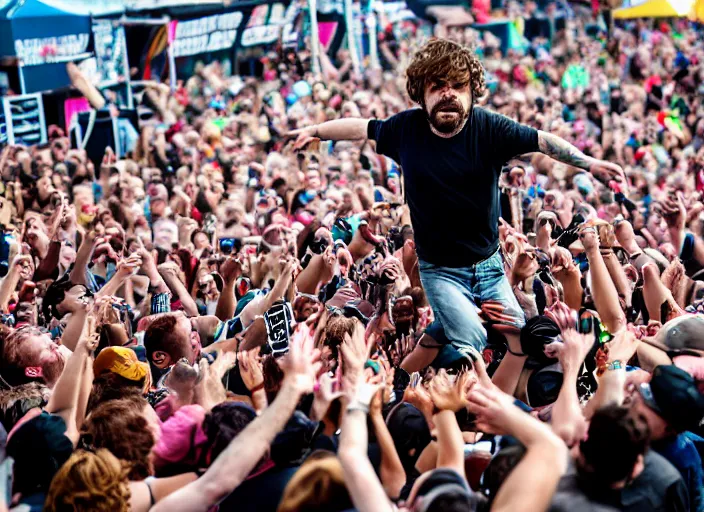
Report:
312,371,343,421
544,301,576,332
429,370,470,413
658,191,687,231
287,126,319,151
340,320,368,388
221,256,243,284
239,348,264,392
579,226,599,253
76,316,100,356
402,383,434,422
613,218,640,255
558,329,594,372
605,329,639,364
510,249,539,286
117,253,143,279
279,321,321,393
589,160,627,191
467,385,519,435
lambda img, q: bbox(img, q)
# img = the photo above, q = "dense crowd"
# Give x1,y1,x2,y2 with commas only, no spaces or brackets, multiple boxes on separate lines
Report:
0,3,704,511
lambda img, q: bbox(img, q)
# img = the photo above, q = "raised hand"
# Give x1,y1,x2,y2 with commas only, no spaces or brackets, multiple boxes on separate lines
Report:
658,191,687,231
604,329,639,364
340,319,368,382
558,329,594,372
279,319,322,393
221,256,243,284
544,301,576,332
578,225,599,252
428,369,470,413
77,315,100,356
311,371,343,421
117,253,143,279
238,348,264,392
402,381,434,423
510,249,539,286
466,385,518,435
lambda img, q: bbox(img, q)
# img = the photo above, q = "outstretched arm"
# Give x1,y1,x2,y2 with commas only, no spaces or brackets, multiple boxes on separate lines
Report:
538,131,625,187
290,119,370,148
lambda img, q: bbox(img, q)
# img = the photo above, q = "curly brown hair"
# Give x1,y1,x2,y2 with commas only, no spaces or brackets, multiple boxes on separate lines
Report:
80,396,155,480
44,449,131,512
406,38,486,108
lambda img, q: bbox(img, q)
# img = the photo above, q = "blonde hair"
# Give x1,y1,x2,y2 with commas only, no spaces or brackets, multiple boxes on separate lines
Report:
44,449,131,512
277,454,352,512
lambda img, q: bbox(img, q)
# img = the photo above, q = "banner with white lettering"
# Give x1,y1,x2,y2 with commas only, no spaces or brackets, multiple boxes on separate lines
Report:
240,2,289,47
14,33,91,66
172,11,245,58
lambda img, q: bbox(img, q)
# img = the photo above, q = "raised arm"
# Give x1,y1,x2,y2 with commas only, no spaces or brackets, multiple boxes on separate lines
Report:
158,262,199,317
468,386,567,512
150,328,320,512
369,388,406,499
338,322,395,512
551,329,591,447
214,257,242,321
428,370,471,475
45,316,97,446
580,228,627,334
538,131,626,188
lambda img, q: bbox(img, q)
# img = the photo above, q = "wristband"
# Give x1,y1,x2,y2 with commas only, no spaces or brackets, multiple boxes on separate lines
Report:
346,402,370,415
353,382,377,408
607,360,623,371
506,345,526,357
250,382,265,393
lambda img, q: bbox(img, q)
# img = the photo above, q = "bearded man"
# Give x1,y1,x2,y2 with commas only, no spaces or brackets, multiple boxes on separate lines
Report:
291,38,624,358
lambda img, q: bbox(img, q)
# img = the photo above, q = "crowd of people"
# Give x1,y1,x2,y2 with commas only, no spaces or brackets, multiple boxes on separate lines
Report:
0,1,704,511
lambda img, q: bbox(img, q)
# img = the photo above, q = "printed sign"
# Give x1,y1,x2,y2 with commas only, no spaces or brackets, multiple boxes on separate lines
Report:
172,11,245,58
241,3,288,47
92,21,130,85
263,300,294,357
14,34,90,66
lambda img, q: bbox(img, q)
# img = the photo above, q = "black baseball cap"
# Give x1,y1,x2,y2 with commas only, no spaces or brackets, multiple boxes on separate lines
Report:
639,365,704,432
520,315,561,364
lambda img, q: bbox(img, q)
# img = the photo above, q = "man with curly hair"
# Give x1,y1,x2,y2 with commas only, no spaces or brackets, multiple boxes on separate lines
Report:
291,38,625,357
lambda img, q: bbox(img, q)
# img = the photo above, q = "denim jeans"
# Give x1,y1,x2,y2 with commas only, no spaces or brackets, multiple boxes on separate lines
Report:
419,250,525,354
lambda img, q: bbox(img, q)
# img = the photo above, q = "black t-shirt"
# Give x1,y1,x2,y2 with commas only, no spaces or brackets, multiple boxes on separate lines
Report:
550,452,689,512
219,465,299,512
367,107,538,267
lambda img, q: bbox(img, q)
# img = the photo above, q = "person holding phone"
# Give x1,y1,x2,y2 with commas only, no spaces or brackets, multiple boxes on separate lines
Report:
291,38,627,357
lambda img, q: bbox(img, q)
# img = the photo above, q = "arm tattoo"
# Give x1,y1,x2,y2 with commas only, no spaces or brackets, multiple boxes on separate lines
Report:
538,131,592,171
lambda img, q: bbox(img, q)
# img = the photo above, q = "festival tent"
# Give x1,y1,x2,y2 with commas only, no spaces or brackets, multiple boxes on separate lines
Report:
0,0,124,93
613,0,695,18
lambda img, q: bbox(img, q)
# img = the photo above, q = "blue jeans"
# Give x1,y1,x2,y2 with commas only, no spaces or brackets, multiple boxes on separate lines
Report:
419,250,525,354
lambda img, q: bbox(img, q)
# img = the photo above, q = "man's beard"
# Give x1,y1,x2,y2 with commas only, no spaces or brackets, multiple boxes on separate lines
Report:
42,356,66,388
427,98,468,134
